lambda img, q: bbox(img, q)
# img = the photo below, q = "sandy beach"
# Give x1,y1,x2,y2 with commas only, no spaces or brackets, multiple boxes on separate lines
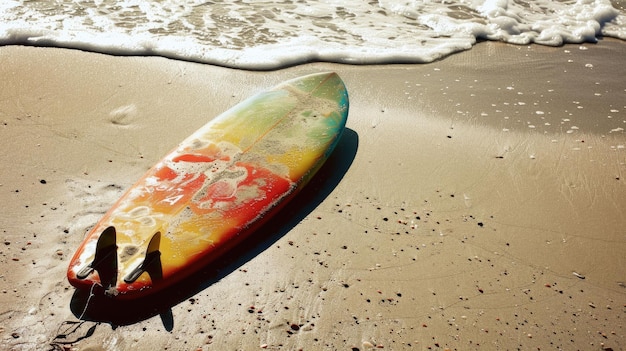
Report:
1,39,625,350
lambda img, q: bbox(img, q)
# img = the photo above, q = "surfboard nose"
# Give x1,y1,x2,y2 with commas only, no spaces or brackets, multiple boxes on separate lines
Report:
288,72,349,109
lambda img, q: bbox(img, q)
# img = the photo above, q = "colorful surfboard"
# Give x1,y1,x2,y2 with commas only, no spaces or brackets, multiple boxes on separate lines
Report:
67,72,349,299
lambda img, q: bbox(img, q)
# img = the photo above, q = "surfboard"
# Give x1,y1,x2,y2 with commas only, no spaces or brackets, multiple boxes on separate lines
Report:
67,72,349,299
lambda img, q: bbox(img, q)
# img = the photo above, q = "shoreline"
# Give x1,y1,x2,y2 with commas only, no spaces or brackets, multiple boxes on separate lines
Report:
0,40,624,350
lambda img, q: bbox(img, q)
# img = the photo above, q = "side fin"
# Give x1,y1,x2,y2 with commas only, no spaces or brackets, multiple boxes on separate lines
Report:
76,226,117,281
124,232,162,284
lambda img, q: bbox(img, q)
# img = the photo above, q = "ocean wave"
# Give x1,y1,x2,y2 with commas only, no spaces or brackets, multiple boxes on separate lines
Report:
1,0,624,69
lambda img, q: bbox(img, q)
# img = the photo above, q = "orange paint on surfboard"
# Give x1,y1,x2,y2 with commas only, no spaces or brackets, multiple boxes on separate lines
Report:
67,72,349,299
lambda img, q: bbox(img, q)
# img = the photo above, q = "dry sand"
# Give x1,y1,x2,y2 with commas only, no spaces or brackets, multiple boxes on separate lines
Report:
0,40,624,350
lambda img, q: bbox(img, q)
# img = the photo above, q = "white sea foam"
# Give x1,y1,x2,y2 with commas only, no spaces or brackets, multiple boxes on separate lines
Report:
0,0,624,69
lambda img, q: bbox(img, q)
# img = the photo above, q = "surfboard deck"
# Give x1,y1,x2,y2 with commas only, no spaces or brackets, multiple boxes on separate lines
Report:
67,72,349,299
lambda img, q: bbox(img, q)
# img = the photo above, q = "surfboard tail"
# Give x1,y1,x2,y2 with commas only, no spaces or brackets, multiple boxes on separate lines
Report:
70,227,163,296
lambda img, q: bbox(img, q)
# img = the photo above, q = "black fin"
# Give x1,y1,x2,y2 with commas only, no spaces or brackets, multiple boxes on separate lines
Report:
76,226,118,289
124,232,162,283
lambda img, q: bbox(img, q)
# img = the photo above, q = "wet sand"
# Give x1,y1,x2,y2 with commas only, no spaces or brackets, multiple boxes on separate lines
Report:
0,40,625,350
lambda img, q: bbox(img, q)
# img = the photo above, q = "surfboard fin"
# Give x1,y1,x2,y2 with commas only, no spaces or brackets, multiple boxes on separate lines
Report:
124,232,162,283
76,226,117,280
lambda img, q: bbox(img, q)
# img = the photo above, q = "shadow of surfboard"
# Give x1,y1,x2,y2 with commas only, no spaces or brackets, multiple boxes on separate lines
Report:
69,128,358,328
